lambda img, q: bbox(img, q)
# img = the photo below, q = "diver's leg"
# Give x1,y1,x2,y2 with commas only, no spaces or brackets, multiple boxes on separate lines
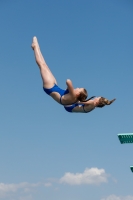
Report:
32,37,57,88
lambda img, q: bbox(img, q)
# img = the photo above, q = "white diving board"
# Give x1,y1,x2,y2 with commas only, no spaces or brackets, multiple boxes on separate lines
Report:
118,133,133,144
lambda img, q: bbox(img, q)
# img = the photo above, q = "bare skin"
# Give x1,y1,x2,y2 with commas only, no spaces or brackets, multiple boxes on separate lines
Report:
31,36,84,105
79,97,101,112
65,97,100,113
65,97,115,113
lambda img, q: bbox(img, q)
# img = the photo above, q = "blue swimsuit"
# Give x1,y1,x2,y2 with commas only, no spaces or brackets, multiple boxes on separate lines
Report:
44,85,95,113
64,96,96,113
64,103,88,113
43,84,69,104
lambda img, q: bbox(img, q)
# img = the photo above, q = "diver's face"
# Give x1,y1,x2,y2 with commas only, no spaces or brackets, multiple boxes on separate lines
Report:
75,88,84,95
95,97,101,106
75,88,84,92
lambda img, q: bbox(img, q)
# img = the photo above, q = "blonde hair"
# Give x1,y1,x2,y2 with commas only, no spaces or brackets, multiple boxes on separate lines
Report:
97,97,116,108
77,88,88,101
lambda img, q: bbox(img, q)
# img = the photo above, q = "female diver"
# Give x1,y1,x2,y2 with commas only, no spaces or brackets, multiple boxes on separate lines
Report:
32,36,88,105
64,97,116,113
32,36,116,112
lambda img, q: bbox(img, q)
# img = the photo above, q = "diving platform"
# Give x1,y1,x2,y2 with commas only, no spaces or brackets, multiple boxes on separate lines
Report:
130,166,133,173
118,133,133,144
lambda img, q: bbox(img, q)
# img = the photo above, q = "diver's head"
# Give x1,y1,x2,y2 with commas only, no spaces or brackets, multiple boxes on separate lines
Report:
75,88,88,101
96,97,116,108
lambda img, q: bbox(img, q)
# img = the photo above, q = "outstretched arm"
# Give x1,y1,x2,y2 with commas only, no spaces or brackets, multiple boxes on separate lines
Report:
69,100,95,113
78,99,94,105
66,79,75,97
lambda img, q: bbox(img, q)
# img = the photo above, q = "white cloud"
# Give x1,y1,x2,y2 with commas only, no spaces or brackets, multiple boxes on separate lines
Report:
0,182,24,196
60,167,108,185
0,182,40,198
101,195,133,200
44,182,52,187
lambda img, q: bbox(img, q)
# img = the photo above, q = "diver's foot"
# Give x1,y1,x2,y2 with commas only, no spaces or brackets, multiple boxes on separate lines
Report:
31,36,38,50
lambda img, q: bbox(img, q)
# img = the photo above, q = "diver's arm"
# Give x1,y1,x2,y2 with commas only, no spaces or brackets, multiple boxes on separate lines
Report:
66,79,75,96
78,99,94,105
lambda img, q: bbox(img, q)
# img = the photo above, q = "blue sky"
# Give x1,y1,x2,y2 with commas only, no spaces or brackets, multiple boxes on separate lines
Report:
0,0,133,199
